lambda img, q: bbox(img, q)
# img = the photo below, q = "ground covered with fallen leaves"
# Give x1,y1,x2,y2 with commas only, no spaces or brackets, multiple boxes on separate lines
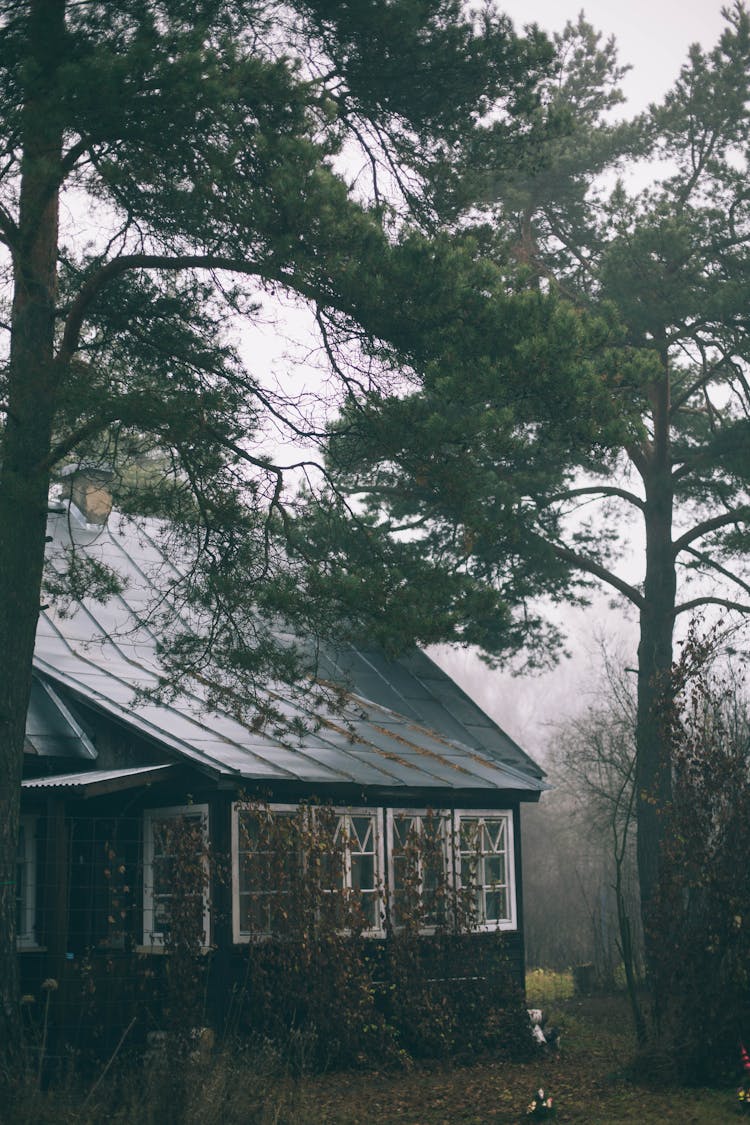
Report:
6,992,740,1123
288,995,738,1123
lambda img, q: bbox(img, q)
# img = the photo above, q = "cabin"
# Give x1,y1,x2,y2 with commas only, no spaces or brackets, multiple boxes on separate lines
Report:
18,470,546,1047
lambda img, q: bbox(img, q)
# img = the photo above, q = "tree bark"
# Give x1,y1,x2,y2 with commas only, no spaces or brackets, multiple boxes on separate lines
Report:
634,364,676,1000
0,0,65,1062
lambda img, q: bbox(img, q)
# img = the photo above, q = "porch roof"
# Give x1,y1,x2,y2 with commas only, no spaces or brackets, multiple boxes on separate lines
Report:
22,764,176,797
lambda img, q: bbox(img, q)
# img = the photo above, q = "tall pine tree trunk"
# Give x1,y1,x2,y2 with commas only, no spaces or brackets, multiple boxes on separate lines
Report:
635,365,676,1007
0,0,64,1063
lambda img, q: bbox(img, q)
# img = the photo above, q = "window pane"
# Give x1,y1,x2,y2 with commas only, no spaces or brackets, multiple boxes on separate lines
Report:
145,809,206,942
350,817,372,848
237,809,299,935
345,813,379,929
457,815,510,925
320,849,344,890
351,852,374,892
360,891,378,929
390,813,449,929
154,897,172,934
393,816,413,851
152,819,175,856
152,856,174,894
484,888,507,921
240,895,264,934
484,855,505,885
460,820,479,851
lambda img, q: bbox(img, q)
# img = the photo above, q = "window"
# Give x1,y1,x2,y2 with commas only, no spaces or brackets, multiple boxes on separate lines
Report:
233,804,384,940
389,811,450,929
388,809,516,932
456,813,515,930
234,805,297,938
16,816,37,948
232,803,515,940
330,811,382,932
143,805,209,947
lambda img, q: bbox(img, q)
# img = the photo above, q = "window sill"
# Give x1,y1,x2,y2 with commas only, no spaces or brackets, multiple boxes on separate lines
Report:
234,929,386,944
135,944,212,955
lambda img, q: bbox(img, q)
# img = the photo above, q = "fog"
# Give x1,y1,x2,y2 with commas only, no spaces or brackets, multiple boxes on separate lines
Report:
430,593,639,763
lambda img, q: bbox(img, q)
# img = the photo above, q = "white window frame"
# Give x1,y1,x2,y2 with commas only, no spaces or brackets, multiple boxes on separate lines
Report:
16,815,38,949
330,808,385,936
232,802,298,943
386,808,517,934
232,803,385,942
142,804,210,949
386,808,452,933
454,810,516,932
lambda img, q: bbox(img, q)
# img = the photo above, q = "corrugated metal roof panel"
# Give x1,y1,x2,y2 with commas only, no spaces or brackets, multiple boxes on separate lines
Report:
22,765,173,791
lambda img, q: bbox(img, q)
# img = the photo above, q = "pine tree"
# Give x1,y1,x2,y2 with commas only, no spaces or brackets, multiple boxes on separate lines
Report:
0,0,550,1056
324,8,750,987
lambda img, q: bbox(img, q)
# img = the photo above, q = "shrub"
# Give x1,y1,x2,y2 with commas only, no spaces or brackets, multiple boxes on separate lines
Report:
229,801,531,1069
649,631,750,1082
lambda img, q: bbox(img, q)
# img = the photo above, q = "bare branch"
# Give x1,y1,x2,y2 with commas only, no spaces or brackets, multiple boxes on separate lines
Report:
543,484,645,512
670,348,729,415
674,596,750,618
0,203,18,247
681,545,750,600
201,422,324,479
315,307,370,400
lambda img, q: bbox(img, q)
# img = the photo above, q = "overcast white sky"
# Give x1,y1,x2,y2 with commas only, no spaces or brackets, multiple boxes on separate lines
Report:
503,0,730,112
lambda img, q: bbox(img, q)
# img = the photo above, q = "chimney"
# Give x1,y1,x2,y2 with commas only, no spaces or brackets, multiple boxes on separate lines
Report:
59,464,114,525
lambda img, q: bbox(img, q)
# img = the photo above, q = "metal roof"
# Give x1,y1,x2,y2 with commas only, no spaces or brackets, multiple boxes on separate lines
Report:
32,505,545,796
22,764,176,796
25,675,97,760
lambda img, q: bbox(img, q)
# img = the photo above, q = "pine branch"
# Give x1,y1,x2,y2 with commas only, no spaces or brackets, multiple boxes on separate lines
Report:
43,416,117,469
672,417,750,479
56,253,323,369
672,506,750,554
538,537,645,610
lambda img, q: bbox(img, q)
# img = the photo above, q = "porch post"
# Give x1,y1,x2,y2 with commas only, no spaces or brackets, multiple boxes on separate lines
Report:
207,793,232,1031
43,796,69,975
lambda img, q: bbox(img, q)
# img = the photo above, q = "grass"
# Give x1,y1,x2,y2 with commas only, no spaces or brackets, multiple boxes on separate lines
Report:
3,994,740,1123
525,968,576,1003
